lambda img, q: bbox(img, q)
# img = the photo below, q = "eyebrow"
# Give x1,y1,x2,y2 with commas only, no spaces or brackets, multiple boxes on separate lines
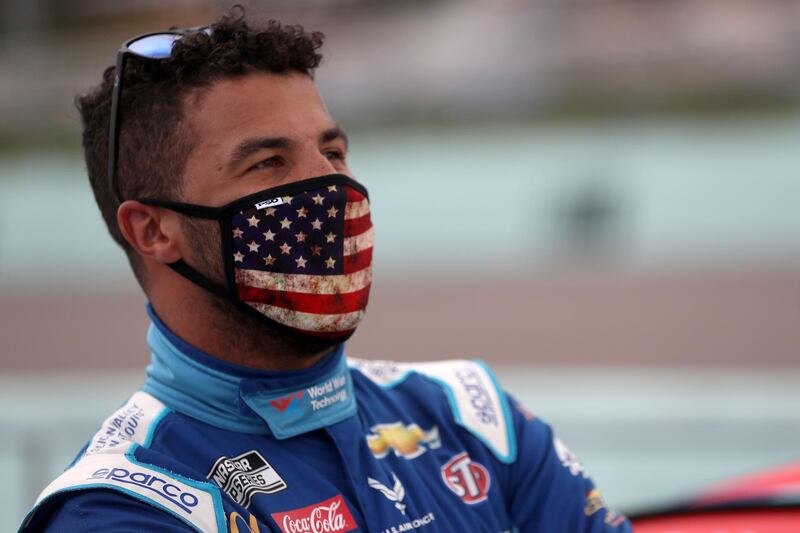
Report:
320,126,349,149
228,136,293,169
227,126,349,170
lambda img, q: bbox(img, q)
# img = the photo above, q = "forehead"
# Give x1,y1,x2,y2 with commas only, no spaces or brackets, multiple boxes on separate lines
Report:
183,71,334,154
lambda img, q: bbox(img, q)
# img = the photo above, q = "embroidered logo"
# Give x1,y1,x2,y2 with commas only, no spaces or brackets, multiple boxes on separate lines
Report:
207,450,287,507
229,511,263,533
366,422,441,460
441,452,491,505
554,437,589,478
367,472,407,515
271,494,357,533
255,197,284,210
584,488,605,516
88,466,200,512
270,391,304,413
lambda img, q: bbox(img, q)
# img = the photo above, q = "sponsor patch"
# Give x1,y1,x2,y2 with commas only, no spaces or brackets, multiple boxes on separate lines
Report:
351,359,515,462
85,391,167,455
271,494,357,533
367,472,407,515
553,437,589,478
441,452,491,505
453,366,499,427
584,488,605,516
240,356,356,440
348,358,411,386
604,510,628,526
270,391,304,414
255,197,284,210
366,422,441,460
378,512,436,533
88,465,201,512
30,448,224,533
229,511,263,533
207,450,286,507
409,360,515,463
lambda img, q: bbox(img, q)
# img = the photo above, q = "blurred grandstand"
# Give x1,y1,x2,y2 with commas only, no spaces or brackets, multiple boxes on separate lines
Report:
2,0,800,141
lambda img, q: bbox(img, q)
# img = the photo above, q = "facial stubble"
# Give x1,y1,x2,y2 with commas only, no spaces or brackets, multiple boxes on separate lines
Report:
178,216,340,365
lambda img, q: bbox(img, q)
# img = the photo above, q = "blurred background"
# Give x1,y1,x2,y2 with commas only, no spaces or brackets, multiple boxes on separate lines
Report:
2,0,800,529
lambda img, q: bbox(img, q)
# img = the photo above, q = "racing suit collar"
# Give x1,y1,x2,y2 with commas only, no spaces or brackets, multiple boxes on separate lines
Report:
141,304,356,437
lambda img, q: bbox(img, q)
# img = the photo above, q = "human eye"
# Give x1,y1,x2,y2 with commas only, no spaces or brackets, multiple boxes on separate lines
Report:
247,155,285,172
323,148,346,162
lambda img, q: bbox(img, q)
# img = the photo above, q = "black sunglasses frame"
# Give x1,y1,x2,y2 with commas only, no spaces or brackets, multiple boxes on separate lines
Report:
107,28,208,205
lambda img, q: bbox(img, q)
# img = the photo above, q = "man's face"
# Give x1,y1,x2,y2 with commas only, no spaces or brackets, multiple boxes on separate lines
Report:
181,71,352,206
175,71,352,283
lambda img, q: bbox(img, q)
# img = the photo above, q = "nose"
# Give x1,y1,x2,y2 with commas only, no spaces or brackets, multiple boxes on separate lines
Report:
292,141,339,181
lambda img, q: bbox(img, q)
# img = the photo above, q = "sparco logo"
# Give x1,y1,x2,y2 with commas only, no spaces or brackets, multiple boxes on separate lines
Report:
271,495,357,533
88,467,199,512
455,367,498,426
207,450,287,507
441,452,491,505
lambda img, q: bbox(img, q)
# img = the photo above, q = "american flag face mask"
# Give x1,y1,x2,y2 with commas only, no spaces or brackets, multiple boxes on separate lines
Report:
141,174,373,339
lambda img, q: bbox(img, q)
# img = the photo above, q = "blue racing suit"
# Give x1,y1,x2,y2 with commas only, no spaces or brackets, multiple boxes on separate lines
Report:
19,306,630,532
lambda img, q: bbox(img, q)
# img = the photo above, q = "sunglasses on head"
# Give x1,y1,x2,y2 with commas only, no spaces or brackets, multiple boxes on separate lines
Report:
107,27,210,205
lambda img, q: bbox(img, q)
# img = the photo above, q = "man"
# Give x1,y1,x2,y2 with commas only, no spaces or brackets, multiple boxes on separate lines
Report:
20,8,630,533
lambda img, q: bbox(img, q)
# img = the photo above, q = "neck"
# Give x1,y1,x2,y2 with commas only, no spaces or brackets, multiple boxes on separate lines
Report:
148,287,334,371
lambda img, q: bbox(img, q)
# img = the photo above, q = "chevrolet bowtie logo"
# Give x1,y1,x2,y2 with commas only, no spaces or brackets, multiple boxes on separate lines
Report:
366,422,441,460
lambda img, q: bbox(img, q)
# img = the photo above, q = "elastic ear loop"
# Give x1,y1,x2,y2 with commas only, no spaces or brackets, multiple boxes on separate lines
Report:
168,260,229,298
138,198,231,299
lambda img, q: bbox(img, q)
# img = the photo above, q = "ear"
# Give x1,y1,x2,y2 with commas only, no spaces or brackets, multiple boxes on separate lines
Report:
117,201,183,265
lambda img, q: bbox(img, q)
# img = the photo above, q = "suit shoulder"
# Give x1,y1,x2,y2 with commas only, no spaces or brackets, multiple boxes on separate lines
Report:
31,488,195,532
18,391,225,533
349,357,517,463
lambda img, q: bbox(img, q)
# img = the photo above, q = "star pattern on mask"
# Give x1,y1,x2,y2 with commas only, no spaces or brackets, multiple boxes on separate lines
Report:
228,184,367,276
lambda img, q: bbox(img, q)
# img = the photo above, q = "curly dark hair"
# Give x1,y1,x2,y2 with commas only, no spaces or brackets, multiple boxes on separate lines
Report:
76,6,324,285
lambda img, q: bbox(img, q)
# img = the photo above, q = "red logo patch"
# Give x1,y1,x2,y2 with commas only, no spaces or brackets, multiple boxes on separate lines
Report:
441,452,491,505
270,391,304,413
271,494,357,533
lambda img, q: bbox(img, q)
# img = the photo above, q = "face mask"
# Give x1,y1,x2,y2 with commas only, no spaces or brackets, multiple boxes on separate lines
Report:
141,174,373,340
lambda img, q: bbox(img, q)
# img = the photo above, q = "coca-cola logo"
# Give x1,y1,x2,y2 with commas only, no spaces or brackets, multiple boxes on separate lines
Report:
272,495,357,533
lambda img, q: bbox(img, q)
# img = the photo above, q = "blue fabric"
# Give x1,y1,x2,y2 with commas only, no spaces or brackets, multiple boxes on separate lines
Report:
25,309,631,533
38,490,191,532
141,304,349,435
